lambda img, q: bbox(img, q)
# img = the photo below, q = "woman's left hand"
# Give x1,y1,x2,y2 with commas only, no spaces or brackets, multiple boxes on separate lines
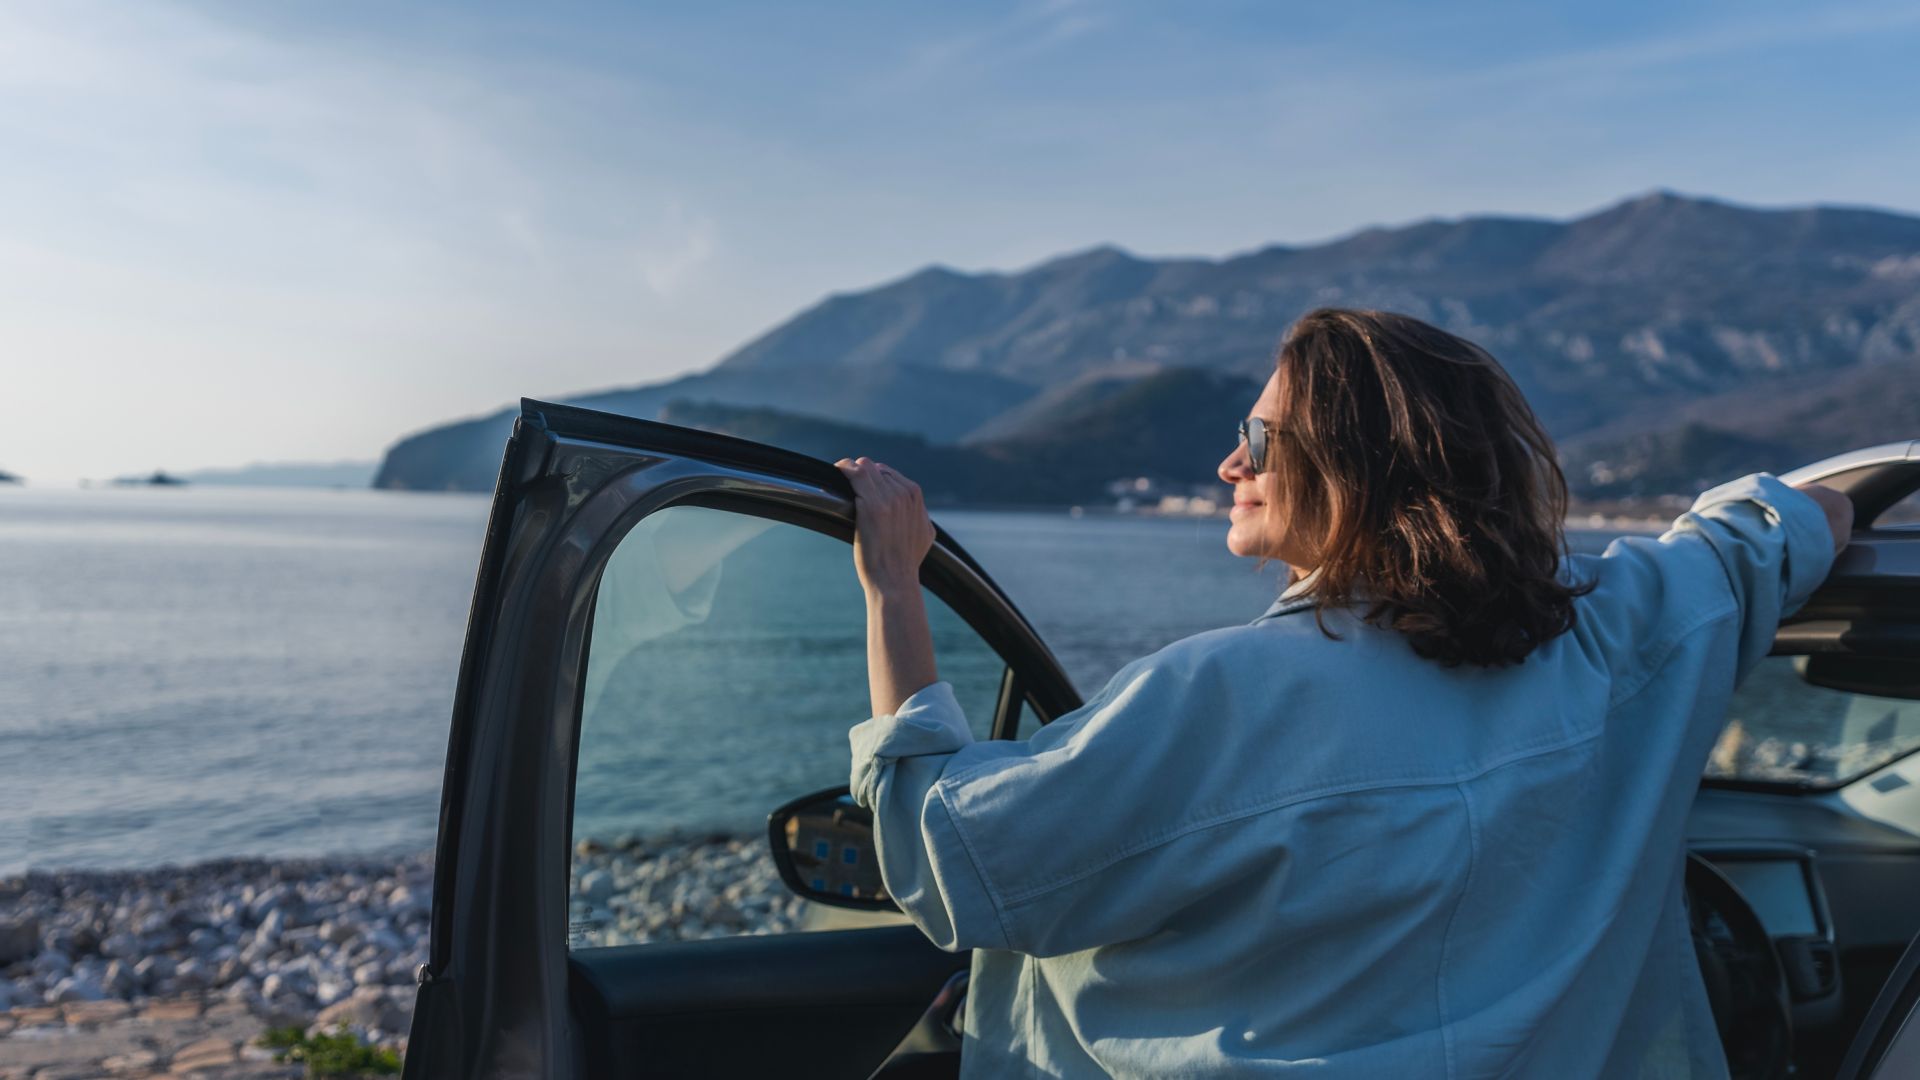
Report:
834,457,935,595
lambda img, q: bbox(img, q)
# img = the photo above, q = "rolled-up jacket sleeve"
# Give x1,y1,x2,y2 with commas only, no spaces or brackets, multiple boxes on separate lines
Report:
848,681,1006,951
850,645,1294,958
1579,473,1839,691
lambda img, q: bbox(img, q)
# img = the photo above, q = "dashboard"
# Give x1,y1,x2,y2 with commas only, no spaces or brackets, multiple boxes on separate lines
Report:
1714,857,1825,940
1693,846,1841,1025
1689,767,1920,1053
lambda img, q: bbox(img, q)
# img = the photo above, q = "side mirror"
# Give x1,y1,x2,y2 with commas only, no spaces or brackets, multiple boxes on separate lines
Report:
767,787,899,911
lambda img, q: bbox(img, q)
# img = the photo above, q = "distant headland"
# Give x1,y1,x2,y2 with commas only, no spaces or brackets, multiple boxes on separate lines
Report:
367,191,1920,508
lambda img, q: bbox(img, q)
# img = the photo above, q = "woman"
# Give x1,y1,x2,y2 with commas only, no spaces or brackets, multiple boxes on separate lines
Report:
833,308,1852,1078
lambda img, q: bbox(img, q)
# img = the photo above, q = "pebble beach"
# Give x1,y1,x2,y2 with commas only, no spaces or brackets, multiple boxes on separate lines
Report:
0,837,802,1077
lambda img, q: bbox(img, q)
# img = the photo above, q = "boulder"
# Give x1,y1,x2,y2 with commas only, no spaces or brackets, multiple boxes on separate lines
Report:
170,1036,238,1072
247,883,290,921
239,936,274,968
101,1049,161,1072
63,998,132,1024
133,954,175,986
171,957,210,991
0,916,39,966
30,948,72,980
258,997,313,1030
314,978,350,1007
376,920,408,947
280,926,321,954
50,973,105,1003
98,930,141,960
101,959,136,996
579,870,616,905
141,995,205,1022
314,987,394,1031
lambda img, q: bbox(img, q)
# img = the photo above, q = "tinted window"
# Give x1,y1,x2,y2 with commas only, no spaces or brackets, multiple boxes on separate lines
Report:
1880,487,1920,527
1708,655,1920,785
567,505,1007,948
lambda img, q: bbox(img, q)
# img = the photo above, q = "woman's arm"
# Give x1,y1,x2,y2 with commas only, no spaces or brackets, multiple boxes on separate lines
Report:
864,587,939,721
1791,481,1853,554
834,456,939,717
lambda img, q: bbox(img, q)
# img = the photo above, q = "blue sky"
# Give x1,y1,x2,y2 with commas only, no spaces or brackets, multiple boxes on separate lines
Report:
3,0,1918,484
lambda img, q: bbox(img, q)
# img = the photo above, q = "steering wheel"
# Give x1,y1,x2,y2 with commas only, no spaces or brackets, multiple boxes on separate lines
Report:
1686,853,1793,1080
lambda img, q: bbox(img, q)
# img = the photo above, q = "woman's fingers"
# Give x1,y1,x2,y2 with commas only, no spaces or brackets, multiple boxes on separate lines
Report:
835,457,883,501
837,457,919,505
839,457,926,521
833,456,932,592
871,462,918,497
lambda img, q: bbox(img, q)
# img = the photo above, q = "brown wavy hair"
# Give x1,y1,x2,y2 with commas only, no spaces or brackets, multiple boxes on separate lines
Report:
1269,308,1590,667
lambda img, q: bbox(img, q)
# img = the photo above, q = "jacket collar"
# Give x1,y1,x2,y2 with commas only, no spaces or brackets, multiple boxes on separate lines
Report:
1250,568,1322,625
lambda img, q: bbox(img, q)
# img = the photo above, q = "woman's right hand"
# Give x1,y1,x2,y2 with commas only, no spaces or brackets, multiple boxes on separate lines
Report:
1790,482,1853,554
834,457,936,595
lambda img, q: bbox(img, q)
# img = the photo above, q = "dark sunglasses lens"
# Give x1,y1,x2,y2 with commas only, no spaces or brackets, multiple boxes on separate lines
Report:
1244,419,1267,472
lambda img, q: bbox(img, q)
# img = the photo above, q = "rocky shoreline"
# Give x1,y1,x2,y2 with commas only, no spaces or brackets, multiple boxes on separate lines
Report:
1,836,803,1075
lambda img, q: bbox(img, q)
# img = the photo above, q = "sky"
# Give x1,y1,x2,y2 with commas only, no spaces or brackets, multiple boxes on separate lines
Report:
2,0,1918,485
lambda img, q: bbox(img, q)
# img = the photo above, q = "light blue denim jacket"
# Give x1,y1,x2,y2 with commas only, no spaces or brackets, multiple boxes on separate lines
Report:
848,474,1836,1078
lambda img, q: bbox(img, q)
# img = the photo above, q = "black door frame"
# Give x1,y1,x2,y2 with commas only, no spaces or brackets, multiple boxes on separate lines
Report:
406,400,1081,1079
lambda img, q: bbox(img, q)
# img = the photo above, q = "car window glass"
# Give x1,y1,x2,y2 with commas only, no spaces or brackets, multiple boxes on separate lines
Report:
567,504,1006,949
1879,487,1920,527
1016,697,1047,740
1708,655,1920,785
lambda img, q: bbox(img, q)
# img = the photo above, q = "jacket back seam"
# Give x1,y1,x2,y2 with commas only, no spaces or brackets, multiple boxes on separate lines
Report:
986,730,1599,910
1436,781,1477,1080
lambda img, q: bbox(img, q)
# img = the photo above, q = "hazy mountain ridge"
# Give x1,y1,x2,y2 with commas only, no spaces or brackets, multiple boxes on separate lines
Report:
184,460,379,488
660,367,1260,505
375,191,1920,498
371,365,1029,491
656,402,1038,504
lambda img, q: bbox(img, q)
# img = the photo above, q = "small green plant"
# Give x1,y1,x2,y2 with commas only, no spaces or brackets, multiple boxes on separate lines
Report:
257,1024,402,1077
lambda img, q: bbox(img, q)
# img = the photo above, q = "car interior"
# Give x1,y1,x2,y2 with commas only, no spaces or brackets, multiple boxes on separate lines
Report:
406,407,1920,1080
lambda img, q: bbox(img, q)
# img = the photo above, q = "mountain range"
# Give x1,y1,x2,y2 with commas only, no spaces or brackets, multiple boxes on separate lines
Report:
183,460,379,488
374,191,1920,502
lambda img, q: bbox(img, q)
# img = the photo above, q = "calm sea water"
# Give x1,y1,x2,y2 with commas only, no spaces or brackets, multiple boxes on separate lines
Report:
1,487,1646,874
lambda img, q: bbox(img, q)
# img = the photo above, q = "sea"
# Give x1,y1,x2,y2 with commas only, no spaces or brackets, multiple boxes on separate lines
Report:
0,485,1816,875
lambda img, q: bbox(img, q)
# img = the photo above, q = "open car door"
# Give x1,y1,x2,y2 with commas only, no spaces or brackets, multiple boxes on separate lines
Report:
1835,926,1920,1079
1774,441,1920,659
402,400,1081,1080
1689,441,1920,1078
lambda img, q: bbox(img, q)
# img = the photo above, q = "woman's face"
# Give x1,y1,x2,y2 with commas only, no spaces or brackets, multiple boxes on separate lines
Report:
1217,373,1317,573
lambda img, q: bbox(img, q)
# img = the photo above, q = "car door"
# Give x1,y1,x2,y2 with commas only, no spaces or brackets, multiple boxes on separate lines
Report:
1690,440,1920,1076
1835,925,1920,1079
401,399,1083,1080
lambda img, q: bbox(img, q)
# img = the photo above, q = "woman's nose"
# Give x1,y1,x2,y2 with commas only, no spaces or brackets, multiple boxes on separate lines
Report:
1219,442,1253,484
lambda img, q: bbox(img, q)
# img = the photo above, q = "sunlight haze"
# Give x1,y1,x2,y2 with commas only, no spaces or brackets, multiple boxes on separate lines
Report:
3,0,1918,484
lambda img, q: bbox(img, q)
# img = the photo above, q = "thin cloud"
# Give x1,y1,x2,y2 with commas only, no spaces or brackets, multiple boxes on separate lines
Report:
640,204,717,297
883,0,1109,89
1441,2,1920,91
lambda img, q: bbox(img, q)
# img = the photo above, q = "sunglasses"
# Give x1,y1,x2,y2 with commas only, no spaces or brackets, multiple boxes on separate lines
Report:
1238,417,1275,474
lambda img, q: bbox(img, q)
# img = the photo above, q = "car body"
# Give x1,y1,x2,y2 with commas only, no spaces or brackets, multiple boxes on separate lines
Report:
400,403,1920,1079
